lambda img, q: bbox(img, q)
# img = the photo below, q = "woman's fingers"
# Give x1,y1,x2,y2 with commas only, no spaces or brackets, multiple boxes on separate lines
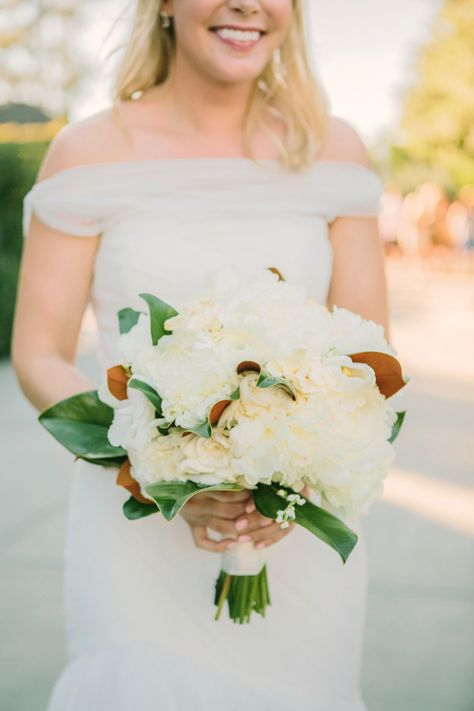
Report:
191,525,234,553
184,493,249,521
248,521,295,548
206,516,239,537
206,489,251,503
204,499,250,520
233,510,273,535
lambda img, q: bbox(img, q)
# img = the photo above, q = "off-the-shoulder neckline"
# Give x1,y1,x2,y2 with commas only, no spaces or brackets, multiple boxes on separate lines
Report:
31,157,382,188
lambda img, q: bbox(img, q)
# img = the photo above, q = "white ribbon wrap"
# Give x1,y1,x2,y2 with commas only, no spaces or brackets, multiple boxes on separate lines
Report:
221,540,265,576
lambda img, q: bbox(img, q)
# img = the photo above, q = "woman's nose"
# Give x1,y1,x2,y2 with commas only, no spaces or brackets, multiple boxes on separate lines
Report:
228,0,260,16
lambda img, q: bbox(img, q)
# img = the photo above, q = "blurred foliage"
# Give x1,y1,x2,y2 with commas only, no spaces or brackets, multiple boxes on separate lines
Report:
0,141,49,358
0,119,65,143
392,0,474,196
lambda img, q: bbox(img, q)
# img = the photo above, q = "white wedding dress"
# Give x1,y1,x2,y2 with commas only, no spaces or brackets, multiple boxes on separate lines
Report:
23,156,383,711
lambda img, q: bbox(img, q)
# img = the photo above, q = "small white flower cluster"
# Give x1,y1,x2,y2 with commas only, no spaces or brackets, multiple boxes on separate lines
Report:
275,489,306,529
101,268,399,519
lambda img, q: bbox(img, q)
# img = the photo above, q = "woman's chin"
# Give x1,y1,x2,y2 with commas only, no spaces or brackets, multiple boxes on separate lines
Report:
206,66,267,88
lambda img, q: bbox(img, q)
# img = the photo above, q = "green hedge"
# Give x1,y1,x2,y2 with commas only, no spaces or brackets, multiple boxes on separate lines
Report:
0,141,49,358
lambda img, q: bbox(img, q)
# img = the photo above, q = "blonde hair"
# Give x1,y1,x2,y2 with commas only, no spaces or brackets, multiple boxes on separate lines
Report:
112,0,330,172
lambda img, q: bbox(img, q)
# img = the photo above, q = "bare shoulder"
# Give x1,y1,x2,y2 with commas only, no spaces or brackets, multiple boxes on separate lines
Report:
37,107,128,182
318,115,372,169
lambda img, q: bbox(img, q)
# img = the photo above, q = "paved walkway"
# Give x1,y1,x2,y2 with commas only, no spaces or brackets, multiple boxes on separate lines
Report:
1,260,473,710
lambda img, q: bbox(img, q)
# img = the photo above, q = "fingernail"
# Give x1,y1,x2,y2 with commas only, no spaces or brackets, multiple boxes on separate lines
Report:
237,534,252,542
256,542,266,549
261,518,273,527
235,518,248,531
226,541,237,549
245,501,256,514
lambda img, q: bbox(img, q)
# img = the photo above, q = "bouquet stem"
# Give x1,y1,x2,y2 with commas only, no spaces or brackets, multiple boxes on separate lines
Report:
214,566,270,624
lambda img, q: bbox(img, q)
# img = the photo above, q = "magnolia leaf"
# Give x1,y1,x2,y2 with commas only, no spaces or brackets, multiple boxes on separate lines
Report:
254,484,358,564
230,386,240,401
145,480,243,521
107,365,129,401
116,458,154,505
236,361,261,375
185,420,212,439
139,293,178,345
389,410,406,443
39,390,126,461
118,307,141,335
350,352,406,398
123,495,159,520
157,420,173,436
185,395,236,437
256,372,296,400
128,379,163,414
209,399,231,426
80,455,127,468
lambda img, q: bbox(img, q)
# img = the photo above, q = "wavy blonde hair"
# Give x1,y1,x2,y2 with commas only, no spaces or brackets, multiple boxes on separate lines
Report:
112,0,330,171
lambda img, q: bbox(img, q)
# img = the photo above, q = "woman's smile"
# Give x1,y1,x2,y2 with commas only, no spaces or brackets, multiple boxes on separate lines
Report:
209,25,267,53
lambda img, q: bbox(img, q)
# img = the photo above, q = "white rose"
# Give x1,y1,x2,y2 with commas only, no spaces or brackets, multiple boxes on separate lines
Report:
130,429,186,488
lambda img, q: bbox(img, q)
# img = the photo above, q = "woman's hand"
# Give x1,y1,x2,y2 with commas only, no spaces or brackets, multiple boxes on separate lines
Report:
180,489,295,553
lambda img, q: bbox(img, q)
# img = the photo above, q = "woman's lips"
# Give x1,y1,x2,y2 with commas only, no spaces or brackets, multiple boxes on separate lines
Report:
210,28,264,52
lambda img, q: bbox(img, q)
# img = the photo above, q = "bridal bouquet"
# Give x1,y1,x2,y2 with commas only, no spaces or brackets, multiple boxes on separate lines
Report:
39,268,407,623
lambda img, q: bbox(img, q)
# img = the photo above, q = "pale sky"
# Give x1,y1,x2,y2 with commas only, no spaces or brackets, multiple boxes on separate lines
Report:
73,0,441,144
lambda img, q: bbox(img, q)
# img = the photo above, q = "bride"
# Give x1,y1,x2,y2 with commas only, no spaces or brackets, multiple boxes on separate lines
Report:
12,1,389,709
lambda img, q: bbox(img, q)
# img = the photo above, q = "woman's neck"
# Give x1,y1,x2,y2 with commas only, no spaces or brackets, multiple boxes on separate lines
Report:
145,58,256,139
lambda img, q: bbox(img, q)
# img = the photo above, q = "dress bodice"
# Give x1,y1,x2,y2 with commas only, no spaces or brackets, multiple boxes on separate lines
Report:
22,158,383,366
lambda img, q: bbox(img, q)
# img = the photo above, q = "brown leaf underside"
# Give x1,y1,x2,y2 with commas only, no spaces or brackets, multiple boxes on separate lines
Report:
116,458,154,505
350,351,406,398
209,399,231,425
236,360,261,375
107,365,129,401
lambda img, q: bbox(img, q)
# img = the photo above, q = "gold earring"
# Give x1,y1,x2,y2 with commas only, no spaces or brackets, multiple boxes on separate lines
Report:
160,10,171,28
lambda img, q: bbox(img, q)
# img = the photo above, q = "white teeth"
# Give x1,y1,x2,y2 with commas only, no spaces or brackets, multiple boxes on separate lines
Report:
215,28,261,42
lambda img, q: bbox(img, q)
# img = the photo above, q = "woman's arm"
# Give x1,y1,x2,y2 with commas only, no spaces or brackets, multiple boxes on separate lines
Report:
11,121,279,550
323,118,390,339
327,215,390,339
12,127,101,412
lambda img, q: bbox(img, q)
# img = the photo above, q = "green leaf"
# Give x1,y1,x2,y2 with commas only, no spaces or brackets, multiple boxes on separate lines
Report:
39,390,126,461
118,307,141,335
139,293,178,345
145,480,243,521
254,484,358,564
230,386,240,401
256,372,296,400
185,420,212,438
123,496,159,520
81,455,127,468
389,410,406,443
128,378,163,415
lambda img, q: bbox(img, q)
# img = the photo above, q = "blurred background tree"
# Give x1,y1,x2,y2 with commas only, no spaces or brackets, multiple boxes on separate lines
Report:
0,0,92,358
0,0,87,118
390,0,474,197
